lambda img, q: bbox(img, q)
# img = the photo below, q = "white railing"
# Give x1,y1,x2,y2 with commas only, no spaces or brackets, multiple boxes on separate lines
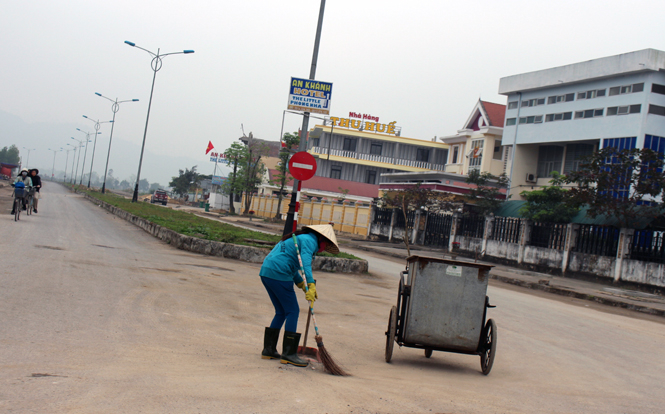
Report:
311,146,445,171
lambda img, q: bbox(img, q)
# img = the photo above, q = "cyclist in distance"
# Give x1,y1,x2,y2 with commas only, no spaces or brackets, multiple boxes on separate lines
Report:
29,169,42,213
11,168,32,215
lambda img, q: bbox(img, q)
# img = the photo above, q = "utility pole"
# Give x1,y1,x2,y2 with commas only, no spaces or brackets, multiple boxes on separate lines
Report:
282,0,326,236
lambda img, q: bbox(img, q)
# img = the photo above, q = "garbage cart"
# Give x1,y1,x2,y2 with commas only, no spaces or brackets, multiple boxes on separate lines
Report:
385,256,497,375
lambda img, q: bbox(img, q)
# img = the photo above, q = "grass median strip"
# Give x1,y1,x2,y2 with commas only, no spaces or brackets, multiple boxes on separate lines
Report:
79,188,360,259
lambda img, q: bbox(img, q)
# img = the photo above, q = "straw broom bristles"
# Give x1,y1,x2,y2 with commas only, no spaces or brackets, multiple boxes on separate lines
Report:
315,334,349,376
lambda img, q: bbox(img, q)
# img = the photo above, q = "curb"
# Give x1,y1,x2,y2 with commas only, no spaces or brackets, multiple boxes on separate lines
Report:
76,190,368,273
491,274,665,317
348,242,665,317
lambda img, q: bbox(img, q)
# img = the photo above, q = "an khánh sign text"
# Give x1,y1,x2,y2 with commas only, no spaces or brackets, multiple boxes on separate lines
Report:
209,152,228,164
287,77,333,115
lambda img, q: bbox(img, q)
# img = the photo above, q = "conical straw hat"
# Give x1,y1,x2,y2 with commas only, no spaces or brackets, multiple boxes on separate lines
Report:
304,224,339,254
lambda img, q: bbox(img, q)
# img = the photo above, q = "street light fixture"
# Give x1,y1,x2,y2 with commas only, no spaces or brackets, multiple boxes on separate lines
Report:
47,148,63,181
95,92,139,193
125,40,194,202
75,129,100,186
82,115,113,188
22,147,36,169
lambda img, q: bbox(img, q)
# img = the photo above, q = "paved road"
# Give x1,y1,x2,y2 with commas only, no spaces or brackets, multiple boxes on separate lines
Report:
1,184,664,413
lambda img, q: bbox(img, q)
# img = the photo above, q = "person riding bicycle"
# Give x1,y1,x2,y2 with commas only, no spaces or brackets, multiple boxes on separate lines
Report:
11,168,32,215
29,168,42,213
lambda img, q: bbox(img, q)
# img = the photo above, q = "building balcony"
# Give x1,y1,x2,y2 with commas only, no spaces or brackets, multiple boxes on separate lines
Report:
310,146,446,172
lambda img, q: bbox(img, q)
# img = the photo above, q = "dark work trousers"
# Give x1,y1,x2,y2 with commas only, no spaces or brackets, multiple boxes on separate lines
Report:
260,276,300,333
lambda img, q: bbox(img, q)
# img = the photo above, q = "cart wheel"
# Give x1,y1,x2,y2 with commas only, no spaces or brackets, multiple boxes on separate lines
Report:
385,306,397,363
424,349,433,358
480,319,497,375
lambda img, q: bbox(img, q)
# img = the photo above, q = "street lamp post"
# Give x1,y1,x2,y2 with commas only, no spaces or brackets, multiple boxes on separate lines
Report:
71,136,88,185
75,129,99,186
95,92,139,193
63,147,73,183
67,143,78,184
124,40,194,202
82,116,113,188
22,147,36,169
47,148,62,181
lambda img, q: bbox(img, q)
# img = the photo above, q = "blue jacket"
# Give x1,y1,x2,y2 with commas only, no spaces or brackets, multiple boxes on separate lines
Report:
259,233,318,284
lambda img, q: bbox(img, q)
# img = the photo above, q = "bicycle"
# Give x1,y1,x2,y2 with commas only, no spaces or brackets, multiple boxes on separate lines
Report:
25,187,35,215
11,184,27,222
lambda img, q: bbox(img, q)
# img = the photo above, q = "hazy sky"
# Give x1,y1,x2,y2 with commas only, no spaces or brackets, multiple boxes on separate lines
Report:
2,0,665,184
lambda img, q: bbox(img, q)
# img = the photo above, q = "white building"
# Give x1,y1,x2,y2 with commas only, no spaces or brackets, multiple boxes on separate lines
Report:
439,99,508,177
499,48,665,199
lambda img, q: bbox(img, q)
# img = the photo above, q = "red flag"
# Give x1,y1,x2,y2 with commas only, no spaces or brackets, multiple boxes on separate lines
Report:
205,141,214,155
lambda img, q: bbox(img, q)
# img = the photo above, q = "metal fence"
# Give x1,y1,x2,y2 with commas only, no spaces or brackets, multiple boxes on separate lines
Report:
490,217,522,244
373,207,393,225
459,214,485,239
573,225,619,257
424,212,453,247
529,222,567,250
630,229,665,263
394,209,416,230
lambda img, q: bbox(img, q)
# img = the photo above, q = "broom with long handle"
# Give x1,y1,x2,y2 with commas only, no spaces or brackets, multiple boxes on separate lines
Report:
292,235,349,376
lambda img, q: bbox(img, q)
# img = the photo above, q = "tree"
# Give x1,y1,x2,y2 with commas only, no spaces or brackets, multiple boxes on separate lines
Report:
269,132,300,219
381,184,455,256
119,180,131,190
149,182,162,192
169,166,202,198
0,145,20,165
519,173,579,223
222,142,246,214
465,170,509,216
138,178,150,193
106,169,119,190
557,147,665,228
337,187,350,202
239,133,269,214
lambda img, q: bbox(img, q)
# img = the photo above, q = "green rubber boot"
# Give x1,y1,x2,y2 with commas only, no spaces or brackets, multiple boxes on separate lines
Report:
280,331,309,367
261,327,281,360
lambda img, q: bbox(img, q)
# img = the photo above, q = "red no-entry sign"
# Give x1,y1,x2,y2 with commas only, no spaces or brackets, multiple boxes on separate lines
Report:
288,151,317,181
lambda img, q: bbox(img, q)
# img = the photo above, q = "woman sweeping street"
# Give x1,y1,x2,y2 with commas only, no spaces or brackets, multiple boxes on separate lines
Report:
259,224,339,367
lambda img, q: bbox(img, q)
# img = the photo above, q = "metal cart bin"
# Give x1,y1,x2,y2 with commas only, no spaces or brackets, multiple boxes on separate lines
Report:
385,256,497,375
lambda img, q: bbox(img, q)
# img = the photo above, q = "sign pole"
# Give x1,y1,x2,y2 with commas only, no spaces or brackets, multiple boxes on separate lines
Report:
283,0,326,236
286,151,318,233
212,156,218,194
293,180,302,233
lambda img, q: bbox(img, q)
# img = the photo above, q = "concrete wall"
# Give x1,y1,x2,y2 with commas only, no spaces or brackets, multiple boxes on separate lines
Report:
522,245,563,268
567,252,615,280
621,260,665,287
509,144,540,198
455,235,483,254
369,223,391,239
485,239,520,262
